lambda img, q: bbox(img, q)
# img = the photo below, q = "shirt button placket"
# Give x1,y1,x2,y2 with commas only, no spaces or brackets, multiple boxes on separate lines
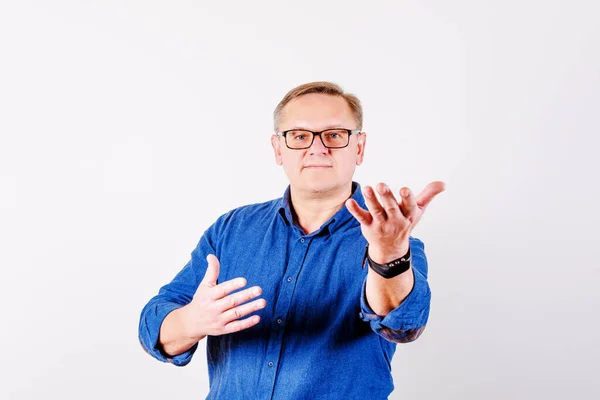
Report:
261,234,306,396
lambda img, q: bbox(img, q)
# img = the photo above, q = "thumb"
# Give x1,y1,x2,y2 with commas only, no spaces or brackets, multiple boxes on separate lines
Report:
200,254,220,287
416,181,446,210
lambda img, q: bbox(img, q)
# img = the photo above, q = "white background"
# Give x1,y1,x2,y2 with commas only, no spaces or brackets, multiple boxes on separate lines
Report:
1,0,599,399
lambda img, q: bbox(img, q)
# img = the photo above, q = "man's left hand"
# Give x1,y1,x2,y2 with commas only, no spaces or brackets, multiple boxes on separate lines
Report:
346,181,446,263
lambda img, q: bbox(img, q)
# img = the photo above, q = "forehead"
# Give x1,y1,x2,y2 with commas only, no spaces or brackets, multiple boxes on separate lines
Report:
279,93,357,130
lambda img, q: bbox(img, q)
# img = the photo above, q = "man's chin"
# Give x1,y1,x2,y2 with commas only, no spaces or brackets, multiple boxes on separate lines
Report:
298,178,340,195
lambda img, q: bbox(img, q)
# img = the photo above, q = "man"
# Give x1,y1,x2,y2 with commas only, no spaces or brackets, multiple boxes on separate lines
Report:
138,82,445,399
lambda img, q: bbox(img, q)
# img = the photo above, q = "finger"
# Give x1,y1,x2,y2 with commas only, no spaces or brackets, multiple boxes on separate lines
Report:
362,185,386,222
345,199,373,225
209,276,248,300
223,315,262,334
415,181,446,211
221,298,267,325
215,286,263,312
200,254,220,287
399,187,417,220
376,183,402,218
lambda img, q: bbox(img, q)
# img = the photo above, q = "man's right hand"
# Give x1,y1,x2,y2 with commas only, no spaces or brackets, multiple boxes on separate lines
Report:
183,254,266,337
159,254,266,357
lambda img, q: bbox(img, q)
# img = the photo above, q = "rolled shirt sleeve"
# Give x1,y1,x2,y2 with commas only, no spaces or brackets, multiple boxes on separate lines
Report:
138,219,223,366
360,237,432,343
138,297,198,366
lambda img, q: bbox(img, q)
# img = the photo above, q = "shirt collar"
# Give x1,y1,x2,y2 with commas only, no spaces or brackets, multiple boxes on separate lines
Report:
277,181,366,235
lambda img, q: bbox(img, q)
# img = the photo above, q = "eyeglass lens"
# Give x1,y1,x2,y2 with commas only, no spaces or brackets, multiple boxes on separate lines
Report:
286,130,349,149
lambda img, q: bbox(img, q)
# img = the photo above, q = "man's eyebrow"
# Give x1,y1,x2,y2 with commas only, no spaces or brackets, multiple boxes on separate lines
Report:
285,124,347,131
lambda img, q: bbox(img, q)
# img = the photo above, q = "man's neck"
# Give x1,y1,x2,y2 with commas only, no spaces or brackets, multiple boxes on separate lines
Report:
290,182,353,235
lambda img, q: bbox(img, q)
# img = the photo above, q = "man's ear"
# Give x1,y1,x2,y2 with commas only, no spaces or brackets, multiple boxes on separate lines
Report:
271,134,283,165
356,132,366,166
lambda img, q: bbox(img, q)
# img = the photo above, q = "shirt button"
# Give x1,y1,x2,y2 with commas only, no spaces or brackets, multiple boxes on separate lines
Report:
287,277,293,282
268,361,274,367
300,238,305,243
277,318,283,324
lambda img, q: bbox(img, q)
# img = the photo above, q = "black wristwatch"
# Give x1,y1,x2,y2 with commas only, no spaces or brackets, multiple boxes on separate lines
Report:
362,244,411,279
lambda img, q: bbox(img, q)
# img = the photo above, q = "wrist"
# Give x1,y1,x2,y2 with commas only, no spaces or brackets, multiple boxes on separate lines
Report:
368,241,409,264
178,305,202,341
366,244,412,279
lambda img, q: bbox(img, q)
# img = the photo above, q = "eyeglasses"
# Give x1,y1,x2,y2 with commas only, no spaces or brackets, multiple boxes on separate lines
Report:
276,129,361,150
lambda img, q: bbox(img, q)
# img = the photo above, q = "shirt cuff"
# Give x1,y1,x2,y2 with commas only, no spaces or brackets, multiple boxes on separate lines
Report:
359,266,431,342
138,300,198,366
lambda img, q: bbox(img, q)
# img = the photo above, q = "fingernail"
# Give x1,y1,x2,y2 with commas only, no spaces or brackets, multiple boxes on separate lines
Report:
253,287,260,296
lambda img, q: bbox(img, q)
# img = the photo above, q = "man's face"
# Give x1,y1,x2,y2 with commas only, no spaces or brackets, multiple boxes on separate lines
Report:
271,93,366,195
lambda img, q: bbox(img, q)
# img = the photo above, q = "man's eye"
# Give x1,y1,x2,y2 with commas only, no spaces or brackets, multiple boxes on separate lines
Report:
294,135,307,141
328,133,340,139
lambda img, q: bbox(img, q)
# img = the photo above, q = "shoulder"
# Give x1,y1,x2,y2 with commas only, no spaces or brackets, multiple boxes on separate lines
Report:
197,196,283,255
212,197,282,231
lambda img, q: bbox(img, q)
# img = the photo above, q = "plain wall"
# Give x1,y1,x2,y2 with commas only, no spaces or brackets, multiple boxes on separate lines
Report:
1,0,599,399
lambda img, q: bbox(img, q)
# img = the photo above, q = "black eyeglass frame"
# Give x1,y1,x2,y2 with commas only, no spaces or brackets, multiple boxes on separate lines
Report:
275,129,362,150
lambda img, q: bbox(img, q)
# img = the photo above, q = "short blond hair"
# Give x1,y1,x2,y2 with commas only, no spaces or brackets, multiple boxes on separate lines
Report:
273,81,363,131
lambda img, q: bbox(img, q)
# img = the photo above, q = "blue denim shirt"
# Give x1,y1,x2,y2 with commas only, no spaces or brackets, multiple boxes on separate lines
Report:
139,182,431,399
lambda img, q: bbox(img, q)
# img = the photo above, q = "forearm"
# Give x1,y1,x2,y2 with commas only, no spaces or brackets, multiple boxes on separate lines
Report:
365,266,414,315
159,305,204,357
365,242,414,315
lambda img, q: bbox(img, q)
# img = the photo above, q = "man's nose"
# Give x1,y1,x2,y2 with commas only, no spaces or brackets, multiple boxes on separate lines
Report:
308,133,328,154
